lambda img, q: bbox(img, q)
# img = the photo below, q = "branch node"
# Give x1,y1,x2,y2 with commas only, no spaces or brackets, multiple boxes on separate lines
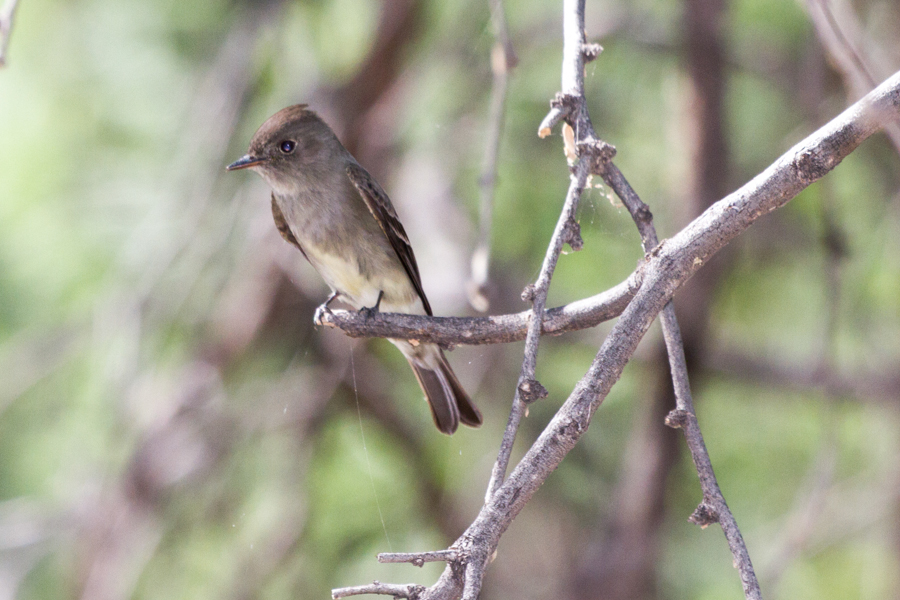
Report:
377,550,459,567
521,283,536,303
689,502,720,528
582,42,603,63
539,92,581,137
637,204,653,225
793,147,839,185
577,138,617,170
664,408,689,429
407,585,426,600
562,218,584,251
647,239,665,257
518,378,548,404
551,91,580,114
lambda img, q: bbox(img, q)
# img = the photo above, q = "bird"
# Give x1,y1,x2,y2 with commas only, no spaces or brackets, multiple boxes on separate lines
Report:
227,104,482,435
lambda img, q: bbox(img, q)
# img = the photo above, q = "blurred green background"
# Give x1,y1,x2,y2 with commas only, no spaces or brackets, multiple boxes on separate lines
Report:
1,0,899,599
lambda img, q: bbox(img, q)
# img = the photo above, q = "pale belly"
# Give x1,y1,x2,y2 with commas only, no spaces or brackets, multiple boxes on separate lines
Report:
304,245,425,315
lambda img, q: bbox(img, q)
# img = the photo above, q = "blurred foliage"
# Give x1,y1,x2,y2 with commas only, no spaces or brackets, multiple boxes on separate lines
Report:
1,0,900,599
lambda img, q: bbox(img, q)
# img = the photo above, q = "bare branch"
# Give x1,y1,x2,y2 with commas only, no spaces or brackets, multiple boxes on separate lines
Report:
436,65,900,600
0,0,20,67
482,0,598,503
332,582,426,600
316,272,639,345
468,0,517,311
709,349,900,406
378,550,459,567
485,142,590,498
329,0,900,596
660,311,760,596
571,49,762,599
590,159,761,597
429,64,900,600
538,106,566,138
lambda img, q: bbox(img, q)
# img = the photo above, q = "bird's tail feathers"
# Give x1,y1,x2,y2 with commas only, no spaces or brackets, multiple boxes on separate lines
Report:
407,347,482,435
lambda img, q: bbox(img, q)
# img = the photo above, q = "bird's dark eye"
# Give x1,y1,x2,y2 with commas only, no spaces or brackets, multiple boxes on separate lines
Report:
279,140,296,154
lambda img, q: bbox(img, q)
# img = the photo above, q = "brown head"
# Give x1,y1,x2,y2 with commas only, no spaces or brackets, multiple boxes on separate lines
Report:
226,104,346,194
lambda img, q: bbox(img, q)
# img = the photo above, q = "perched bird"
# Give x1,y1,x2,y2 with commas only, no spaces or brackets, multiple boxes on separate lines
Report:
227,104,482,435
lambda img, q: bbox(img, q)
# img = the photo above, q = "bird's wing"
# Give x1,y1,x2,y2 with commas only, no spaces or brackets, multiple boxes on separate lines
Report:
345,162,432,316
271,194,309,261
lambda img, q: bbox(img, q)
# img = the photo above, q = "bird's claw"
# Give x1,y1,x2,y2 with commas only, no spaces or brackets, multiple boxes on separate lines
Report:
358,290,384,320
313,302,334,326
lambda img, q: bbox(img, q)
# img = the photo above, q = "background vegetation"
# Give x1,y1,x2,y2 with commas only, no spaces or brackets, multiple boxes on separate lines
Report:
1,0,899,598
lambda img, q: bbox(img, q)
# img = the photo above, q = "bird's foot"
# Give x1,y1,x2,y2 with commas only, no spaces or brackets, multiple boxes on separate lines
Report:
323,291,341,309
358,290,384,320
314,291,342,325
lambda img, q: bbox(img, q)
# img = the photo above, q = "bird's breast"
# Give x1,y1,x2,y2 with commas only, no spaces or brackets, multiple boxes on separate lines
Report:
272,189,422,313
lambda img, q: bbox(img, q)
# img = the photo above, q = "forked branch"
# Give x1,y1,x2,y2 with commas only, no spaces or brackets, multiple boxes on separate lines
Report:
328,0,900,596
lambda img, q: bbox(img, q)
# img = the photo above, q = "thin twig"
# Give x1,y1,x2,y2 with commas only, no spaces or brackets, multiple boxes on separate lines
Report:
660,308,760,598
535,0,762,589
378,550,459,567
538,107,566,139
483,0,594,503
0,0,21,67
484,158,589,498
596,161,761,598
468,0,517,311
332,582,426,600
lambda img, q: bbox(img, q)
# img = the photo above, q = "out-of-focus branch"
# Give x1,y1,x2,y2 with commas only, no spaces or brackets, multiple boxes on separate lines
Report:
804,0,900,155
330,0,423,171
316,273,639,345
468,0,517,312
0,0,21,67
76,362,230,600
709,349,900,405
0,328,78,416
72,8,292,600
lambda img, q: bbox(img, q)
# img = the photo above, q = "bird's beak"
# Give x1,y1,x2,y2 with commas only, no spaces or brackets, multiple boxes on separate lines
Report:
226,154,267,171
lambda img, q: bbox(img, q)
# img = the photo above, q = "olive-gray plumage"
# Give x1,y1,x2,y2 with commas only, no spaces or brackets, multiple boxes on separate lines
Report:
227,104,482,434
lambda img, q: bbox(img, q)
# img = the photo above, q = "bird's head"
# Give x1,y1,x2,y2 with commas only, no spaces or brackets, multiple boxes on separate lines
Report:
227,104,341,194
